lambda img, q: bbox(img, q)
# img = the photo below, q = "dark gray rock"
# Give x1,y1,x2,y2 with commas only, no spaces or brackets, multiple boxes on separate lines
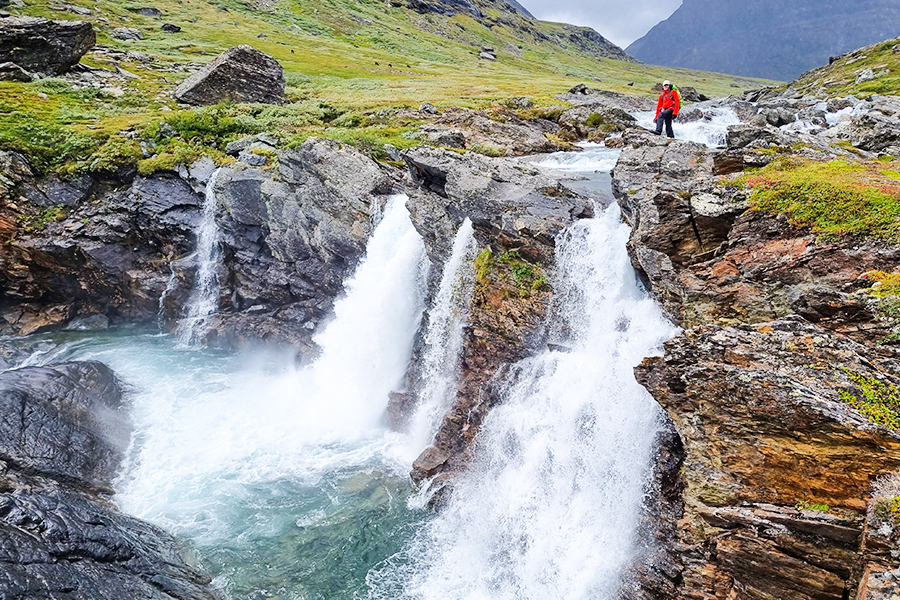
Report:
206,137,395,352
402,145,593,264
0,362,128,493
110,27,143,41
0,17,95,75
2,171,203,335
135,6,162,16
0,61,32,82
0,361,219,600
161,23,181,33
173,45,285,106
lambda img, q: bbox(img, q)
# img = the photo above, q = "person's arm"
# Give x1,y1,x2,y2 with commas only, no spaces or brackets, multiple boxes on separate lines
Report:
655,95,663,120
672,90,680,118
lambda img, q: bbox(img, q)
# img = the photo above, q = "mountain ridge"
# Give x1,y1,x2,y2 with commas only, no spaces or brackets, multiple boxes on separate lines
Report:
627,0,900,81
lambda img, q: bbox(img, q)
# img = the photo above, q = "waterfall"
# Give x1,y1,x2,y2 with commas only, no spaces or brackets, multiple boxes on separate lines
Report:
367,205,678,599
109,194,429,597
408,219,478,449
176,168,222,347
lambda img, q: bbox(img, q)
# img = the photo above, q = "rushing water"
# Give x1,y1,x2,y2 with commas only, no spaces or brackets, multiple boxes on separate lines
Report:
4,135,702,598
367,205,677,599
408,219,478,449
176,168,223,348
633,105,742,147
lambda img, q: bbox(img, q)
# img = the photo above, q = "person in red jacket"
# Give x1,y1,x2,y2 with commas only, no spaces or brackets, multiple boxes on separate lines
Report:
654,80,680,138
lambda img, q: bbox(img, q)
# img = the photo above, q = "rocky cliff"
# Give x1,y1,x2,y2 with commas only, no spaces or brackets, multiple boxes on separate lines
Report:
612,87,900,599
627,0,900,81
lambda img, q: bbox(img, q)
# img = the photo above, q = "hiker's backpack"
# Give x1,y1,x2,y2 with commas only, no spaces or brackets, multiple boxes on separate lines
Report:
670,85,683,113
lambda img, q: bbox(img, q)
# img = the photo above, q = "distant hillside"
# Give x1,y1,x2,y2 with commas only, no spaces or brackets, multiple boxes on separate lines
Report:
627,0,900,81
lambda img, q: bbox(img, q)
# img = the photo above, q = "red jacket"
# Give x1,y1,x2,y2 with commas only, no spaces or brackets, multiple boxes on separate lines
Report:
655,88,680,119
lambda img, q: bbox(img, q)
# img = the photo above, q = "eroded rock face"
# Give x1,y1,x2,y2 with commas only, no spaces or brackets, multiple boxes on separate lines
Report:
0,362,219,600
205,137,395,352
0,17,95,75
634,317,900,599
612,128,900,341
1,170,202,335
399,146,592,491
173,45,285,106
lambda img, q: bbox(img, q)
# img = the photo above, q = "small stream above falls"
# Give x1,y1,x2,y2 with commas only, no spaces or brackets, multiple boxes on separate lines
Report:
6,129,744,598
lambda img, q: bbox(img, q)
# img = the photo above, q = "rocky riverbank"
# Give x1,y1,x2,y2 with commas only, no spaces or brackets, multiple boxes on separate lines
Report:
0,361,219,600
612,84,900,599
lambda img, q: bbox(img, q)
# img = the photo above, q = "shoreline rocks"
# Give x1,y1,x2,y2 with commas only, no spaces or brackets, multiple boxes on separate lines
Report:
0,361,220,600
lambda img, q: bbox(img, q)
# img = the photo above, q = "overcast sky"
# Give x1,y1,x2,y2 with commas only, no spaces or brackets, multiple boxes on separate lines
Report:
525,0,683,48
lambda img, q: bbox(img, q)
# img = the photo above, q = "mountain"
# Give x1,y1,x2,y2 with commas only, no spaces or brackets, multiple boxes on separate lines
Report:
627,0,900,81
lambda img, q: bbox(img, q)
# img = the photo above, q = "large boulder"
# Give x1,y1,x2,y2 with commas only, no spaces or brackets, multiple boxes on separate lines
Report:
173,45,285,106
0,17,95,75
0,362,219,600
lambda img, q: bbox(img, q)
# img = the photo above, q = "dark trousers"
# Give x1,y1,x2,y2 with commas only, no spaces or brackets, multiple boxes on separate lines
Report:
655,108,674,138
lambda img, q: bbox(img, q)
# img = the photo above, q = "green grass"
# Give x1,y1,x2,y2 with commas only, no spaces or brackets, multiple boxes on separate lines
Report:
790,35,900,98
740,158,900,241
0,0,773,174
838,368,900,431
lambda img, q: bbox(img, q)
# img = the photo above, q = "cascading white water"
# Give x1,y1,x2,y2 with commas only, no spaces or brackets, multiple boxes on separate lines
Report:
176,168,222,347
530,143,621,173
634,106,742,146
408,219,478,449
367,205,678,600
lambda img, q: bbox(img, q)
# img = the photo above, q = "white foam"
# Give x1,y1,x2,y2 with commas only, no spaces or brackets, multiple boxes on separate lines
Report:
634,106,742,147
530,144,621,173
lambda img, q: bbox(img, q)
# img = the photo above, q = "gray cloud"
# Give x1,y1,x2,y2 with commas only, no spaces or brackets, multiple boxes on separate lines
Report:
526,0,683,49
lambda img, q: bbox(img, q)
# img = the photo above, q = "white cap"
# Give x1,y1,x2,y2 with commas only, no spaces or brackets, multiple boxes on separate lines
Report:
663,80,671,86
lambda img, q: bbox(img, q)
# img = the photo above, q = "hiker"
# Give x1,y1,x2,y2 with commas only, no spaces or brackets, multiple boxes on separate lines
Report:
654,80,680,138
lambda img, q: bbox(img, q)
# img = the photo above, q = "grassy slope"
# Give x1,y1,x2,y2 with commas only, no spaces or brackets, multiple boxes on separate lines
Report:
789,35,900,97
0,0,769,172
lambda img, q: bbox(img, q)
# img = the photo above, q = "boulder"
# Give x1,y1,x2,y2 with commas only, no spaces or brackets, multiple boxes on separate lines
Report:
0,361,129,494
0,61,32,82
173,45,285,106
110,26,143,41
161,23,181,33
635,317,900,600
430,107,564,155
0,16,94,75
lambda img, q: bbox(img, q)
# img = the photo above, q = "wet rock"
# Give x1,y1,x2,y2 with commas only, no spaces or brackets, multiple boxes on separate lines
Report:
208,137,394,352
1,170,203,335
0,362,219,599
173,45,285,106
110,26,142,41
0,361,128,494
635,317,900,599
0,16,95,75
